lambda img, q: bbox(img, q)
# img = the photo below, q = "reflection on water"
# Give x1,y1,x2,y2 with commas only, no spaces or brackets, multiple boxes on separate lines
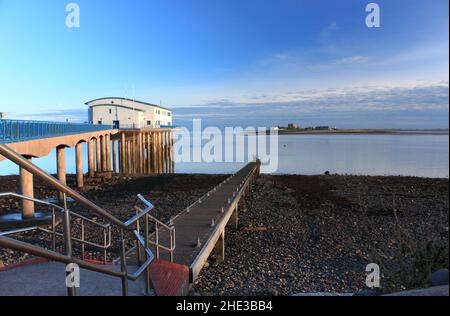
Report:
1,134,449,178
274,134,449,178
175,134,449,178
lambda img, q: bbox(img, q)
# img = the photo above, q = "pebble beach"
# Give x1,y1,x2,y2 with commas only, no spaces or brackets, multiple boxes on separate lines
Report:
1,173,448,295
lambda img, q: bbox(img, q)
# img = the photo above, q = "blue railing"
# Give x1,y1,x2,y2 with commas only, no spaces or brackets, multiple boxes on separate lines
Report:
118,124,177,130
0,119,114,143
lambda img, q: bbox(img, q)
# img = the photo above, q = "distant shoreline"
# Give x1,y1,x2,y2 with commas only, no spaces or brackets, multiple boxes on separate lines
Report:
252,129,449,136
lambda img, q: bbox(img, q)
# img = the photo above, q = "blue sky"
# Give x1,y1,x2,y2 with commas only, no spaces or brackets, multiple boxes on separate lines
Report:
0,0,448,128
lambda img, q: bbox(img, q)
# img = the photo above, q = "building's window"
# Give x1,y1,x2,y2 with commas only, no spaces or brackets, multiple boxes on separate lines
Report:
109,109,112,114
167,112,171,116
98,121,102,125
147,120,151,125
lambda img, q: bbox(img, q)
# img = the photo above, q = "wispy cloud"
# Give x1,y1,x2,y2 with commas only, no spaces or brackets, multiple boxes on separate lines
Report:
307,55,374,70
171,82,449,128
6,109,87,123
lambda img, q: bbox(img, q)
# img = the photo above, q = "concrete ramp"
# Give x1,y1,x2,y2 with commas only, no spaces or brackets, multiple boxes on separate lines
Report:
0,260,153,296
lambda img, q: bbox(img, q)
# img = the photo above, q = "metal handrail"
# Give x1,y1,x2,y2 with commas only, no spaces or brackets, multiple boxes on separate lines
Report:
0,194,155,295
0,143,159,296
0,192,64,211
0,142,146,229
134,195,176,262
0,192,112,262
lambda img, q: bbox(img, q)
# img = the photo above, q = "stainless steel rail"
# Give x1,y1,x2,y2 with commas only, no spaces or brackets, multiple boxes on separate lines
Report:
0,142,172,296
134,194,175,262
0,193,111,262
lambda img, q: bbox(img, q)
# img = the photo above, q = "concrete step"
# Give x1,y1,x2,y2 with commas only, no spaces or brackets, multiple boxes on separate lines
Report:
0,260,154,296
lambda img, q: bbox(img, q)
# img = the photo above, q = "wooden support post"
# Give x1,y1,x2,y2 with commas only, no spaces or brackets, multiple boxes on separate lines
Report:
20,156,34,219
119,133,124,174
151,132,156,173
129,136,133,174
158,132,164,174
214,230,225,262
155,131,161,174
127,139,132,174
229,205,239,229
171,131,175,173
164,131,169,173
75,142,83,189
159,132,166,174
138,132,143,174
235,205,239,229
167,132,171,173
133,134,137,174
146,133,151,174
88,139,95,178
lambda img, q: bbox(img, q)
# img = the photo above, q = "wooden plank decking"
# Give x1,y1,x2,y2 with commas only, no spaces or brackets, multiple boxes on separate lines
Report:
150,162,260,283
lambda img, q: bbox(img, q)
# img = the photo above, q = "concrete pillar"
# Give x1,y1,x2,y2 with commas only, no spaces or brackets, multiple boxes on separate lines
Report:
96,138,102,173
113,139,118,173
20,156,34,219
88,139,95,178
57,146,66,201
101,136,107,173
75,142,83,189
105,134,111,174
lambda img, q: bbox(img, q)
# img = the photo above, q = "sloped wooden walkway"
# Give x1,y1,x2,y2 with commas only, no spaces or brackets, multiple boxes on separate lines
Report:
151,162,260,283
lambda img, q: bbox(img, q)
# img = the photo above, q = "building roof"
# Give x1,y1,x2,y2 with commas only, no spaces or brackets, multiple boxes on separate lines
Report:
88,103,145,112
85,97,172,112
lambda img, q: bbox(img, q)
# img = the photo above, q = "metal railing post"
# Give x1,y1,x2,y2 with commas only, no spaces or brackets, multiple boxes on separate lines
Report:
136,210,142,265
62,193,76,297
103,228,107,264
155,222,160,260
119,229,129,296
81,219,85,260
51,208,56,251
144,214,150,295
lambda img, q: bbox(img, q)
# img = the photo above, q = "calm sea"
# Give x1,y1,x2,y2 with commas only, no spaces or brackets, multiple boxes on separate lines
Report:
1,134,448,178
